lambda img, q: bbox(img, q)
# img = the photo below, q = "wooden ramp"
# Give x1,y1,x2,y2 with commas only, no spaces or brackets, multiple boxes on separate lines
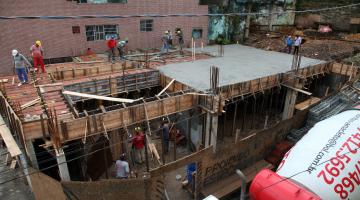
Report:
0,115,21,157
201,160,273,199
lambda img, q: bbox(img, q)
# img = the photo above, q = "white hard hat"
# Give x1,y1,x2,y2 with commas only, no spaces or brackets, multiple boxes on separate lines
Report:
12,49,18,56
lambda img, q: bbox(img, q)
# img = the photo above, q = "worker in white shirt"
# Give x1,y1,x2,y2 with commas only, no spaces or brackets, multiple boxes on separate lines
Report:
117,39,128,61
293,35,302,55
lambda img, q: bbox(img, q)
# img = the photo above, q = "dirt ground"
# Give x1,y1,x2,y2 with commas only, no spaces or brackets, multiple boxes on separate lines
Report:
244,31,360,61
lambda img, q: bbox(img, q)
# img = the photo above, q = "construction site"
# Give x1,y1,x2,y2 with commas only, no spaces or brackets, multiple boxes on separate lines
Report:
1,1,360,200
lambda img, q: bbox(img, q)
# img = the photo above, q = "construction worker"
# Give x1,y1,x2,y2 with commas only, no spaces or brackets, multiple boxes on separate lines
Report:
132,127,145,164
107,36,116,62
160,118,170,154
293,35,302,55
86,48,94,56
30,40,45,73
176,29,184,51
115,154,129,179
285,35,293,54
161,31,169,55
117,39,128,61
12,50,31,86
168,30,173,48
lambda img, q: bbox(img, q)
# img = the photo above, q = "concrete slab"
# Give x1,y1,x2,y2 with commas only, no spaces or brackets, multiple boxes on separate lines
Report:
160,45,325,91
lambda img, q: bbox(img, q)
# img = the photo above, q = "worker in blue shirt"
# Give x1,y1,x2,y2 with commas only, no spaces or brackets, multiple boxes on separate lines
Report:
285,35,293,54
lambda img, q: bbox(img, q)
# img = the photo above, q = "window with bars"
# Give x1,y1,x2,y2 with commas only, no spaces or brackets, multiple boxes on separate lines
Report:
140,19,153,32
85,25,118,41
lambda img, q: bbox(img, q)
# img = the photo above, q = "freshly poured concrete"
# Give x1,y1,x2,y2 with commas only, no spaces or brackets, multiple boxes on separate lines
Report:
160,45,325,91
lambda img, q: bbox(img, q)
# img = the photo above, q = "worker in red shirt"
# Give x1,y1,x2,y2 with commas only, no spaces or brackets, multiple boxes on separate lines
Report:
30,40,46,73
132,127,145,164
107,36,116,62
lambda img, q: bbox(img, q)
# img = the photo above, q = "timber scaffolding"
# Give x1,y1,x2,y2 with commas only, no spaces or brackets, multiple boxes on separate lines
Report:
0,47,357,155
0,46,359,199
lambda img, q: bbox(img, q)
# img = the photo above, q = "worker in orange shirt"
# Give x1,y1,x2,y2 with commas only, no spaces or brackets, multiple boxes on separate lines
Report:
30,40,46,73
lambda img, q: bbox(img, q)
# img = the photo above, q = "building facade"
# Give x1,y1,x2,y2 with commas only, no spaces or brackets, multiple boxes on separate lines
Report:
0,0,208,75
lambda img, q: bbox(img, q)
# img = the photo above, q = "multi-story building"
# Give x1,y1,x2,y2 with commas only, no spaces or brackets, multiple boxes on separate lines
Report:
0,0,208,75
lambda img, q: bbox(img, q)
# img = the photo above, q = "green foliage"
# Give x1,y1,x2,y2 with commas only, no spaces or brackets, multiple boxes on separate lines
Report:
215,35,231,45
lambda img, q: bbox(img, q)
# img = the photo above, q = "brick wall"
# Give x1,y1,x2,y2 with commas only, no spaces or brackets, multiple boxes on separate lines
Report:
0,0,208,75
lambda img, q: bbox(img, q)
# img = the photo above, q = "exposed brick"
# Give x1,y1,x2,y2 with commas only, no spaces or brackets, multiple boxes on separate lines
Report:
0,0,208,75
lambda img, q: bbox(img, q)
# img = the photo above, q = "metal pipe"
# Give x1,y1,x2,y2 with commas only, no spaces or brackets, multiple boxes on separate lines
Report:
236,169,247,200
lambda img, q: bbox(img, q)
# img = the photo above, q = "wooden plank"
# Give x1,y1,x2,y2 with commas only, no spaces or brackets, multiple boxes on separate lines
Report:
63,90,139,103
202,160,273,198
157,79,175,97
0,116,22,157
295,97,321,111
20,98,40,109
281,84,312,96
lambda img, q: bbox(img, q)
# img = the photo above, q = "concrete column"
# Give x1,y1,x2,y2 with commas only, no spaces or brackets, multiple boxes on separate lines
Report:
187,118,192,150
19,154,32,189
205,113,211,147
210,115,218,153
56,148,70,181
25,140,39,169
282,88,298,120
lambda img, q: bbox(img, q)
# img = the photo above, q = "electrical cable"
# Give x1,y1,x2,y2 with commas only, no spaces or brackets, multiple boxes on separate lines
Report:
0,3,359,20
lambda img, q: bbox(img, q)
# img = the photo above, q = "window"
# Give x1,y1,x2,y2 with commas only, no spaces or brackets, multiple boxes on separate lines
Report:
85,25,118,41
72,26,80,34
140,19,153,32
192,28,203,39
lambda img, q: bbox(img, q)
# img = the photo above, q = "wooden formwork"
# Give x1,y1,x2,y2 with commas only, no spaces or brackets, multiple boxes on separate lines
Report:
160,74,191,93
49,61,136,81
64,70,160,102
21,93,196,143
0,92,26,152
329,62,359,77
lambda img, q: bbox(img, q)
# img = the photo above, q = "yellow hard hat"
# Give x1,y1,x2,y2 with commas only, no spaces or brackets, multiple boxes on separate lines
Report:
35,40,41,46
164,31,168,34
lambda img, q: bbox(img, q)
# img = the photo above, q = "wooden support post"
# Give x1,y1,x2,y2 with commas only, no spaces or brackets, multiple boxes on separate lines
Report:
144,134,149,172
245,2,252,39
235,129,240,143
103,142,109,179
160,129,166,165
205,113,211,148
40,114,47,139
187,117,192,151
232,102,238,136
173,137,177,161
282,87,298,120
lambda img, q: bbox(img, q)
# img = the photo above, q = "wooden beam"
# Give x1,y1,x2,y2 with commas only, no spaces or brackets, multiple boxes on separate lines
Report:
36,83,63,87
0,116,21,157
63,90,140,103
281,84,312,96
157,79,175,97
20,98,40,109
